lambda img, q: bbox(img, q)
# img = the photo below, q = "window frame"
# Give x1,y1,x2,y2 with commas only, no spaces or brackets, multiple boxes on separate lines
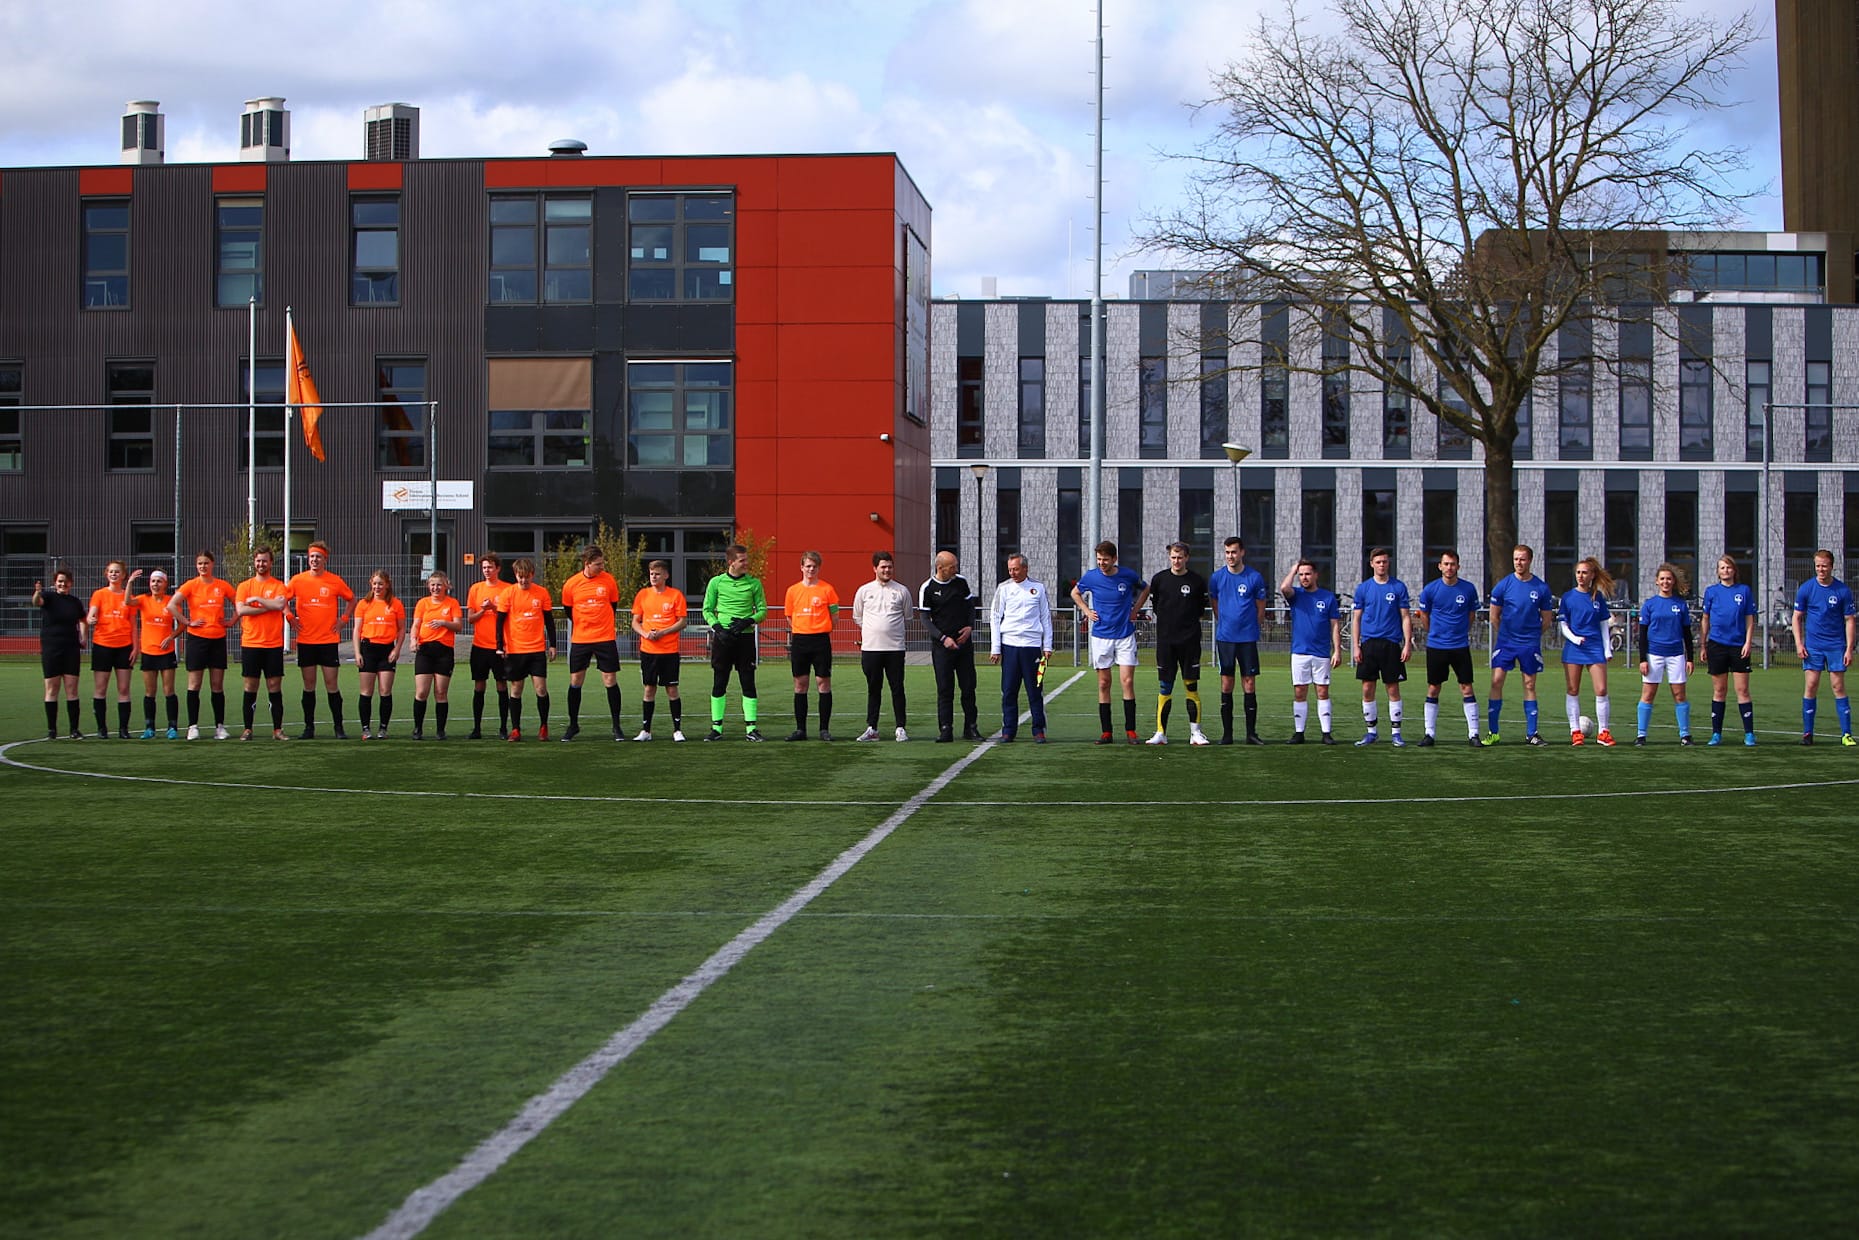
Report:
1619,357,1653,461
237,359,286,471
488,409,593,470
376,359,429,471
106,361,156,472
83,200,131,309
488,192,594,305
956,356,984,457
626,192,734,303
351,195,401,306
1139,355,1168,459
0,363,20,472
1018,357,1045,458
624,360,732,470
1805,360,1833,464
214,196,264,308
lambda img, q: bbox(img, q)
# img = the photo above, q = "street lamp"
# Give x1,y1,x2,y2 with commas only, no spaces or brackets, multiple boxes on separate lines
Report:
1221,442,1252,541
969,462,989,579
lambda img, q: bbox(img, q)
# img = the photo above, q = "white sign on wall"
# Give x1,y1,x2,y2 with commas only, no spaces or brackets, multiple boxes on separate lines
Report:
382,481,475,510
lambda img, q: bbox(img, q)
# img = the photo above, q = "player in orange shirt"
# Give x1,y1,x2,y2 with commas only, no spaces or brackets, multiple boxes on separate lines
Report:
352,570,407,739
560,544,625,741
168,550,235,740
496,557,557,741
127,567,180,737
86,559,137,738
464,552,511,739
783,551,841,741
410,571,464,740
235,546,291,740
286,540,356,739
631,559,690,740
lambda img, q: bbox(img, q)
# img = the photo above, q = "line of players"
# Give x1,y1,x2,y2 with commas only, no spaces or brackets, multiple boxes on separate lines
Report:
32,535,1859,749
1100,535,1857,749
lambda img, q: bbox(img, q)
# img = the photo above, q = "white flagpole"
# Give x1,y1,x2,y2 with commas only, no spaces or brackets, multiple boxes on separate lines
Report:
283,307,293,644
247,296,257,550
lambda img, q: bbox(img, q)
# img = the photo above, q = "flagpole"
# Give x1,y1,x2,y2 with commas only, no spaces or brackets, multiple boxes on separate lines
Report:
247,296,257,550
284,307,293,630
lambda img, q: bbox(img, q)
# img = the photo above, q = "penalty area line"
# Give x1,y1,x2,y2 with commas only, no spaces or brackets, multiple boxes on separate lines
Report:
358,667,1086,1240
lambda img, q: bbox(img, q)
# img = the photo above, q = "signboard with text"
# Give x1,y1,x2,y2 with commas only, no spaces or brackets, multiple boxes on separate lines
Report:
382,481,474,510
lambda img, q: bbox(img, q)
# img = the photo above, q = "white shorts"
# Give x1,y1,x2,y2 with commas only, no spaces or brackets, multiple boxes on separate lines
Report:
1641,653,1689,685
1290,653,1332,686
1090,634,1140,669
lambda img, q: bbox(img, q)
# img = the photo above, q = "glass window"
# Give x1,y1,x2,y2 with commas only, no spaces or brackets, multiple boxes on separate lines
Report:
1383,354,1411,459
1605,490,1638,602
489,410,592,469
1018,357,1045,458
237,360,285,470
627,527,730,600
1558,367,1592,460
1302,488,1335,585
1745,360,1770,462
1119,483,1144,579
1363,486,1396,574
1139,356,1167,459
1179,487,1215,576
1058,484,1082,594
0,364,20,472
1544,488,1578,591
1619,358,1652,461
957,356,983,457
107,362,154,471
543,196,592,302
1261,306,1289,459
996,482,1022,585
1077,355,1095,458
628,193,733,301
1321,330,1349,459
488,196,539,303
1725,491,1758,589
1423,487,1456,567
1785,491,1818,587
1200,354,1228,460
352,196,400,305
1806,361,1832,464
1679,359,1713,461
1438,377,1473,460
626,361,731,468
1241,487,1274,588
376,360,428,469
215,197,263,307
1665,489,1699,591
935,484,960,554
1513,393,1533,461
83,201,130,308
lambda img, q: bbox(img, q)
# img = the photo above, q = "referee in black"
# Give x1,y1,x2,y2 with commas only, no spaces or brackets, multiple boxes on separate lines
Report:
919,551,982,743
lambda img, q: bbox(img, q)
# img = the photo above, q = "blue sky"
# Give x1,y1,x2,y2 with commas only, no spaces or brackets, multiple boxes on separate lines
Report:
0,0,1782,299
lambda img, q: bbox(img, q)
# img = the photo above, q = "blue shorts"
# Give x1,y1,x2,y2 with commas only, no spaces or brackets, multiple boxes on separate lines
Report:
1491,646,1544,675
1561,640,1607,666
1803,649,1848,673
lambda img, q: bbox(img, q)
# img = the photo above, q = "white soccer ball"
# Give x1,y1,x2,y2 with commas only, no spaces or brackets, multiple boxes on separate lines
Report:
1578,714,1596,737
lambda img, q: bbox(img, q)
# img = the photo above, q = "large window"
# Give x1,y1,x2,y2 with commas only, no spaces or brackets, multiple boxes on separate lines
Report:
1805,361,1832,464
1018,358,1045,458
628,193,732,301
1422,483,1456,568
0,365,20,472
1679,360,1714,461
632,528,731,600
1362,483,1396,575
215,197,263,306
1676,251,1823,294
489,413,591,468
1119,471,1144,578
237,360,285,470
1558,367,1593,460
107,362,154,471
351,196,400,305
957,356,983,457
1057,469,1082,595
376,360,427,469
1745,360,1771,462
934,475,960,554
626,361,731,468
995,474,1022,585
83,201,130,308
1784,489,1818,588
1180,483,1215,575
1321,327,1349,459
1605,488,1638,601
1383,353,1411,459
1617,359,1652,460
1139,356,1167,459
1241,487,1274,588
1725,485,1758,593
1200,354,1228,460
489,193,592,303
1544,484,1578,592
1438,377,1473,460
1261,305,1289,459
1302,486,1335,584
1514,392,1533,461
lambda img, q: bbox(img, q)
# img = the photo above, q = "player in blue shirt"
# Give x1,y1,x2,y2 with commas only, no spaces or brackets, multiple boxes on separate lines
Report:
1634,564,1694,745
1070,540,1150,744
1350,547,1413,746
1279,560,1341,744
1210,536,1268,744
1414,549,1482,747
1792,548,1858,745
1700,553,1758,746
1558,556,1617,747
1485,544,1555,746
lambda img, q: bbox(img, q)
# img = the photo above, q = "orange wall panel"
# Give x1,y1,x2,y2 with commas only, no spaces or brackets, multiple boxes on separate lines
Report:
776,209,897,268
776,157,895,210
775,380,896,436
79,168,134,195
736,324,778,384
665,157,780,204
776,323,896,383
734,267,777,325
736,209,778,268
211,165,267,193
776,265,895,324
346,163,404,190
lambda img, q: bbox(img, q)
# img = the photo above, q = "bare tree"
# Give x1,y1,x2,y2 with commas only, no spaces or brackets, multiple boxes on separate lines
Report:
1145,0,1757,577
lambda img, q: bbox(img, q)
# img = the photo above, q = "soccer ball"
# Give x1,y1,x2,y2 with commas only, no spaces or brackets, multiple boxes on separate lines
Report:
1578,714,1596,738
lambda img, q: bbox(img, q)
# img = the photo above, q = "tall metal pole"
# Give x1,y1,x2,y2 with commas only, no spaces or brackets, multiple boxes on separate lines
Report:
428,400,439,579
1087,0,1106,565
172,405,182,578
246,297,257,549
1762,400,1772,670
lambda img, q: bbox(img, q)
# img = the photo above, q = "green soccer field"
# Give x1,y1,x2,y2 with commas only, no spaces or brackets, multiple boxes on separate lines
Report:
3,656,1857,1238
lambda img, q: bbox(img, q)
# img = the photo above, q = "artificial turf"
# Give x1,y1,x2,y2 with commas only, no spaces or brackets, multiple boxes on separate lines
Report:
1,657,1855,1238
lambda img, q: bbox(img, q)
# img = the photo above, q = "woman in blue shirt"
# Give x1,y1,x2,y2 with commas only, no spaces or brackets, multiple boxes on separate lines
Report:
1699,554,1758,746
1558,556,1615,746
1636,563,1695,745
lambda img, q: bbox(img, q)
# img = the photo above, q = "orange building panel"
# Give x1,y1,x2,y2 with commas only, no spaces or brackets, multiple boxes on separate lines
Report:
775,380,896,435
777,265,895,324
776,323,896,383
776,156,896,211
777,209,898,269
346,163,404,190
78,168,134,196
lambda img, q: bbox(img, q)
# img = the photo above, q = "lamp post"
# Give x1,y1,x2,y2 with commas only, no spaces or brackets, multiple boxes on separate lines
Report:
970,462,989,581
1221,443,1252,541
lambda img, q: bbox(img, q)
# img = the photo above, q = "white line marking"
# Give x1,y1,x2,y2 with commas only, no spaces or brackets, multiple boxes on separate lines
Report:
357,667,1088,1239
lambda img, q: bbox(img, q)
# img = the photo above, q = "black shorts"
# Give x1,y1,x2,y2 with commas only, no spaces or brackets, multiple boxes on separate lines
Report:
789,632,833,679
357,639,398,674
297,641,341,668
469,645,505,683
241,646,285,679
1156,638,1202,684
1705,640,1751,677
415,642,457,677
41,648,80,678
185,634,228,670
569,640,619,675
639,651,681,686
141,651,177,672
92,642,134,672
505,651,549,681
710,628,757,673
1215,639,1260,679
1425,646,1475,688
1355,636,1407,685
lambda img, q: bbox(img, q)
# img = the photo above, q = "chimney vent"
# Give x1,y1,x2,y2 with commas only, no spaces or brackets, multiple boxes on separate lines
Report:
240,97,290,163
121,100,164,166
364,103,419,160
548,138,588,157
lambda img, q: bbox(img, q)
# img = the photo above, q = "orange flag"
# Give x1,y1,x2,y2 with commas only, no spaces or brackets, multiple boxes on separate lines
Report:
287,317,326,462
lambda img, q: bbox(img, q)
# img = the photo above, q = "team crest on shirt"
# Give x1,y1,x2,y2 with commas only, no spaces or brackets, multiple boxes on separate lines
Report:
1669,603,1683,615
1383,592,1394,603
1028,588,1038,597
1238,585,1250,597
1178,584,1191,596
1316,600,1329,613
1454,593,1466,605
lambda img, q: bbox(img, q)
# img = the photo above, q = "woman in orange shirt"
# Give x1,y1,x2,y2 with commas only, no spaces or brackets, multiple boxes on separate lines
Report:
352,570,406,739
411,571,463,740
128,568,180,738
86,559,137,738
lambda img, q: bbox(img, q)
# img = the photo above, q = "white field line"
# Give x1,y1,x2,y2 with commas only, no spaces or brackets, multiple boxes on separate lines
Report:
357,667,1088,1240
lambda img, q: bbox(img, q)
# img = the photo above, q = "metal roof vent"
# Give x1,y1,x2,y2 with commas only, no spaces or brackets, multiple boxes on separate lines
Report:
121,100,164,165
548,138,588,157
240,97,290,162
364,103,420,160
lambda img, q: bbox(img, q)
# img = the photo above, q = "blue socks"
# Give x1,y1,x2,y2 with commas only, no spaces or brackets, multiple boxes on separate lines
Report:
1637,700,1653,737
1675,700,1691,738
1839,697,1852,736
1488,698,1502,734
1523,700,1539,737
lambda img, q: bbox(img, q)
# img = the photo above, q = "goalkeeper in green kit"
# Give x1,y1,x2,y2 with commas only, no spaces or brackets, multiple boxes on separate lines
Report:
702,543,768,741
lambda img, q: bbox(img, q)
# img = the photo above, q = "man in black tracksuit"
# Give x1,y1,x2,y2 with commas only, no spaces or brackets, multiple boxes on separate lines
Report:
918,551,982,743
